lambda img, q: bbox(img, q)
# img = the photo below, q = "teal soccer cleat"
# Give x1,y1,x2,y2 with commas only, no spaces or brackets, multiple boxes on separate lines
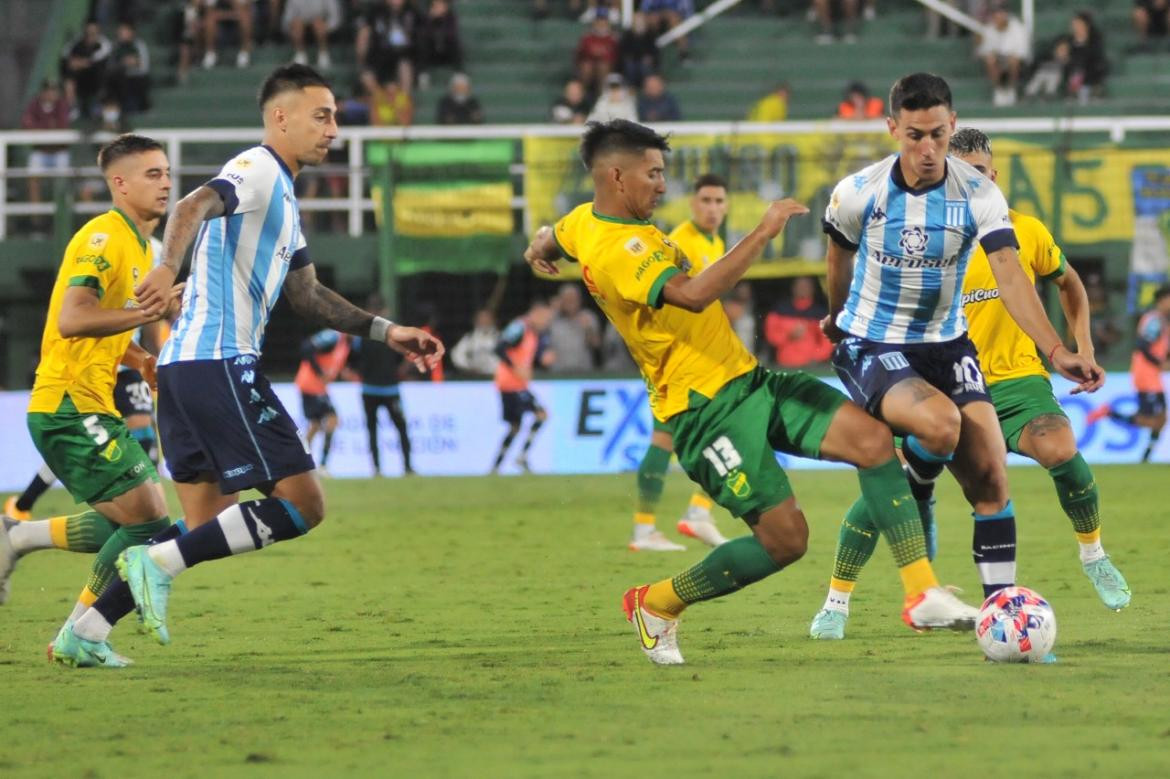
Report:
48,624,133,669
809,609,848,640
1082,556,1131,611
117,546,173,645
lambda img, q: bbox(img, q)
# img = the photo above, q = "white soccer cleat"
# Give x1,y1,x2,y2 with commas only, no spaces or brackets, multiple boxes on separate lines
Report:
622,585,684,665
628,530,686,552
902,586,979,632
676,514,729,547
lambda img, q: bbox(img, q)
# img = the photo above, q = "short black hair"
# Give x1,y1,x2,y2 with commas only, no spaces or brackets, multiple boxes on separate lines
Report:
258,63,331,108
1154,285,1170,303
693,173,727,192
579,119,670,169
949,127,992,157
888,72,952,116
97,133,164,171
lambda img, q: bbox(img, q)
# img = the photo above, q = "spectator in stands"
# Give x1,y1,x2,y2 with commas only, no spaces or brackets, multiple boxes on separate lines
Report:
812,0,860,44
619,11,659,88
357,0,422,93
1066,10,1107,102
637,73,681,122
60,21,112,120
107,21,151,115
575,9,619,94
729,281,757,353
451,309,501,376
835,80,883,119
587,72,638,122
202,0,256,69
1024,36,1071,100
546,284,601,373
551,78,590,124
282,0,342,69
1133,0,1170,50
436,72,484,124
363,69,414,125
976,3,1031,106
643,0,693,63
20,81,71,211
747,81,789,121
417,0,464,88
764,276,833,368
176,0,202,85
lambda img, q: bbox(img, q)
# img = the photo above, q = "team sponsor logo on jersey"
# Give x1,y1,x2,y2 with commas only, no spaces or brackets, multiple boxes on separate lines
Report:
633,250,668,281
871,249,956,269
961,287,1000,306
899,226,929,256
624,237,646,255
945,200,967,228
76,254,111,272
87,233,109,251
582,265,604,304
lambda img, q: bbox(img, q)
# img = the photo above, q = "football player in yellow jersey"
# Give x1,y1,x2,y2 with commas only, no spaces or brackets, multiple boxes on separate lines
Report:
630,173,735,552
525,119,979,665
0,135,184,668
809,127,1128,642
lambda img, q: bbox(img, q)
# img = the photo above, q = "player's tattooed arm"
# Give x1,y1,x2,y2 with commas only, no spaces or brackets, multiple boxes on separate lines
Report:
283,264,375,337
135,186,224,314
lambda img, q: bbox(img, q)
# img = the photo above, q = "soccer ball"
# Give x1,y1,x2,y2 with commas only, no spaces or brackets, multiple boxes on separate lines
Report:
975,586,1057,663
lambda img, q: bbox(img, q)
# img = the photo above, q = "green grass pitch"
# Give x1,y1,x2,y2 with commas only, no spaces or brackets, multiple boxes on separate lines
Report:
2,465,1168,778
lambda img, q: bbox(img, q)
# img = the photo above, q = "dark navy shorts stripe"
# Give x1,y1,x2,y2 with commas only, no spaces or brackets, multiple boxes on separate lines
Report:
157,356,316,493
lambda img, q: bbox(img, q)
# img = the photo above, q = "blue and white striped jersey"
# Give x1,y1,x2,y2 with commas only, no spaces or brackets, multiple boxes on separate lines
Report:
822,154,1017,344
160,145,311,365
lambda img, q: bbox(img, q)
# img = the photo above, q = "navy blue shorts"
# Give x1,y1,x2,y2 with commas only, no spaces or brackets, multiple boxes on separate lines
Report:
500,390,543,426
157,356,316,493
1137,391,1167,417
832,334,992,419
301,392,336,422
114,369,154,417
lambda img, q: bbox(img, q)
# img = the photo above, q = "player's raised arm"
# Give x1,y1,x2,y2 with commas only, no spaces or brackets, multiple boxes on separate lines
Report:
662,198,808,313
988,245,1103,393
283,263,444,372
523,226,561,276
134,185,225,311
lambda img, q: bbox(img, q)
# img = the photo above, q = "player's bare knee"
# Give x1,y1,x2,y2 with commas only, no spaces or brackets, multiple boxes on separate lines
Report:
1035,441,1079,470
919,407,962,454
853,418,896,467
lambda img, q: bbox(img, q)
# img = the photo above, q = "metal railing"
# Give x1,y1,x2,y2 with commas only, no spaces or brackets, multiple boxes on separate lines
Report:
3,114,1170,241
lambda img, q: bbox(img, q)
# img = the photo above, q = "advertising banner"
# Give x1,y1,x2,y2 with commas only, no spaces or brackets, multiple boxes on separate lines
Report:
0,373,1165,492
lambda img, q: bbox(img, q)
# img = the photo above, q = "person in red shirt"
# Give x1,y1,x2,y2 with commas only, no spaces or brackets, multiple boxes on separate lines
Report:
764,276,833,368
21,81,72,208
491,300,553,473
836,81,885,120
576,10,619,94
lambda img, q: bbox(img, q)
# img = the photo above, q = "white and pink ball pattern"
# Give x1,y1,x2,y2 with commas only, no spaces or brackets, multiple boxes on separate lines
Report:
976,586,1057,663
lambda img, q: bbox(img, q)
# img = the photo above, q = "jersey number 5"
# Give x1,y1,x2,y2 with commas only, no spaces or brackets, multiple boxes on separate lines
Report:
702,435,743,477
83,415,110,446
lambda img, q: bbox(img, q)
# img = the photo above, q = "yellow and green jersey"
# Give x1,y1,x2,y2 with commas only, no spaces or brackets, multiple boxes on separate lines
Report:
29,208,154,416
668,220,725,273
554,203,756,421
961,209,1066,385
